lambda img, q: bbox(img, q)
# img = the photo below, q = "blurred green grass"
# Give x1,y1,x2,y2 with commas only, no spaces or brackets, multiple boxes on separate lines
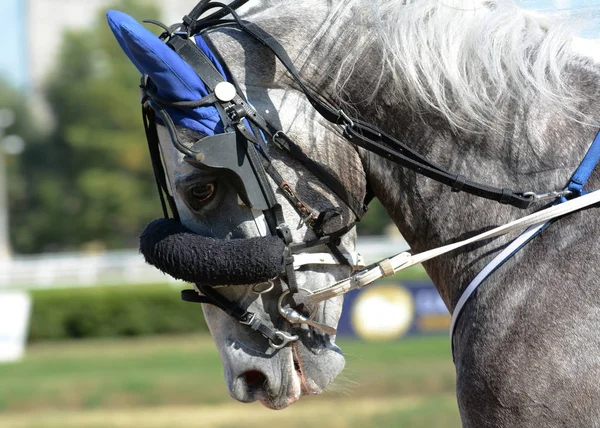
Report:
0,334,460,427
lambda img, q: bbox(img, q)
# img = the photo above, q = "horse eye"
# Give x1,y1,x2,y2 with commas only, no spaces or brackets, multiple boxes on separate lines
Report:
188,183,216,209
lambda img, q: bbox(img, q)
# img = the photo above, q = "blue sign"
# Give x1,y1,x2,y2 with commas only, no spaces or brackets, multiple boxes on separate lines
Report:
337,281,450,341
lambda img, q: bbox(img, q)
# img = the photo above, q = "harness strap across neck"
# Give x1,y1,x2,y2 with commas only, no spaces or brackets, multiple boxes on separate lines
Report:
449,128,600,353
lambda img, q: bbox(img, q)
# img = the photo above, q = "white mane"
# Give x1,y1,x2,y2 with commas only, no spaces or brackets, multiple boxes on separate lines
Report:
339,0,592,133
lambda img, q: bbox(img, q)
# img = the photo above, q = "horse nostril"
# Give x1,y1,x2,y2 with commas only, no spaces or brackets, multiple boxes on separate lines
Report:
243,370,267,389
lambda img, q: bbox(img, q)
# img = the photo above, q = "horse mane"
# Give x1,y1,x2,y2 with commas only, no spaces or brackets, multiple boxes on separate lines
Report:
335,0,595,134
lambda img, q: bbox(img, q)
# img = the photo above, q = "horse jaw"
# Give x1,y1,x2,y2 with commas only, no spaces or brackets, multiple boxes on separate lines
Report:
204,298,346,409
155,125,348,409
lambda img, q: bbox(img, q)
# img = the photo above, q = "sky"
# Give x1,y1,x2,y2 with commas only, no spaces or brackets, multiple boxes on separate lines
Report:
0,0,25,88
0,0,599,90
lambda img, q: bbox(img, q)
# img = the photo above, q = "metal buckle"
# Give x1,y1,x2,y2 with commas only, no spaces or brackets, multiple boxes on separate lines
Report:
268,331,299,350
338,109,355,128
522,190,573,202
239,313,256,326
272,130,284,148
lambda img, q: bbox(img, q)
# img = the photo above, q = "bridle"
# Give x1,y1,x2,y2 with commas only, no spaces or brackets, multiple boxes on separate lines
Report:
137,0,600,350
141,0,368,349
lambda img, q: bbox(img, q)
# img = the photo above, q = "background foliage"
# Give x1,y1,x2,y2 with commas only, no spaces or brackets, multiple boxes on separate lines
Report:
28,284,208,342
8,1,163,253
4,0,392,254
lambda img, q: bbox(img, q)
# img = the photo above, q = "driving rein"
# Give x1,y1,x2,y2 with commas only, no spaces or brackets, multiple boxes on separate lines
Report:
139,0,600,350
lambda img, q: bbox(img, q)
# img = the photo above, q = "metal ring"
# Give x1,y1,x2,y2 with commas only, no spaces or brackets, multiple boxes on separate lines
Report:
269,331,299,350
272,130,283,141
252,280,274,295
277,288,318,323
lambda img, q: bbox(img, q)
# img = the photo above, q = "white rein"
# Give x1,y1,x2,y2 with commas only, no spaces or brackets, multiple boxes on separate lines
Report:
307,189,600,305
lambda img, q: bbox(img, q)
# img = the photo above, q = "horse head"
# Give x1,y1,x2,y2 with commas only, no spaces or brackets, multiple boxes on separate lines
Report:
107,4,367,409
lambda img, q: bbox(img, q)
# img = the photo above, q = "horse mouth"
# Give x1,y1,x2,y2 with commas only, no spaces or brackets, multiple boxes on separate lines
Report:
250,344,322,410
292,343,323,396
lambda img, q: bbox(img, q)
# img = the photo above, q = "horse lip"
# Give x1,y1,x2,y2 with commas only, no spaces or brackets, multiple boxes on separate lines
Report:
259,342,324,408
258,392,301,410
292,342,324,396
256,366,302,410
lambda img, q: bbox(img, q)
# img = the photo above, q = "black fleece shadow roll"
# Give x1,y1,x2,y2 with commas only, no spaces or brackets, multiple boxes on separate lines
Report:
139,218,286,285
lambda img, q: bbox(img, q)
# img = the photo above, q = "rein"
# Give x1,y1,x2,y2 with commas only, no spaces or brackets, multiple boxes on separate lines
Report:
307,188,600,304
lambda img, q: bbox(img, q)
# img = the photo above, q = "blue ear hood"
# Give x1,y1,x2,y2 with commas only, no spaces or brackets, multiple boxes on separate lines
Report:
106,10,227,135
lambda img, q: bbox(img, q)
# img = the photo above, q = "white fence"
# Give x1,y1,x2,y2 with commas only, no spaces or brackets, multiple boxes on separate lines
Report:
0,236,409,291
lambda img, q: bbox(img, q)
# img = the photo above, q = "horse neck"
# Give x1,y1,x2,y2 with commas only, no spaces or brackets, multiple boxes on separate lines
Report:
283,3,600,308
351,67,600,309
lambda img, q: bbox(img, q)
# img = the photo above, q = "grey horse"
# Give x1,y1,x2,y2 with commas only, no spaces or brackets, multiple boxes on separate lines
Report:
112,0,600,424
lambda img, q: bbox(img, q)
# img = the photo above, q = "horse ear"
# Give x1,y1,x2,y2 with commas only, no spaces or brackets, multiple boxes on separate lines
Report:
105,10,207,103
106,10,145,73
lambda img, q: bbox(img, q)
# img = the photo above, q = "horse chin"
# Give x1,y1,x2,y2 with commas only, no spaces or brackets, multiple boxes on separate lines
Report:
256,341,345,409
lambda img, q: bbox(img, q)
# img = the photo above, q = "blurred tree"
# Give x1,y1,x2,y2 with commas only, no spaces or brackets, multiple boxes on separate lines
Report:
0,78,40,254
9,0,393,254
11,0,162,253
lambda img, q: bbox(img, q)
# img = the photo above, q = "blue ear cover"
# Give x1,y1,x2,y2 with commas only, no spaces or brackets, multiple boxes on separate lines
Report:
106,10,225,135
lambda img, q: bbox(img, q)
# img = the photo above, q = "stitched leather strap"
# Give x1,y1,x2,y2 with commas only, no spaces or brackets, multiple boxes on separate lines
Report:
188,5,535,209
183,287,284,344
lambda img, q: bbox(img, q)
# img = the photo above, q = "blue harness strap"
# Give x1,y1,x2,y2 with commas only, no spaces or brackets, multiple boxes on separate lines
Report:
567,130,600,196
450,130,600,354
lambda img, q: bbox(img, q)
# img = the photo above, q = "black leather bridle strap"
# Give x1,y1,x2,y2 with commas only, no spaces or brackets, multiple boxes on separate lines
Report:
343,123,533,207
183,0,249,27
142,106,180,220
288,222,356,252
168,36,224,91
190,5,534,209
164,32,367,227
183,287,285,344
